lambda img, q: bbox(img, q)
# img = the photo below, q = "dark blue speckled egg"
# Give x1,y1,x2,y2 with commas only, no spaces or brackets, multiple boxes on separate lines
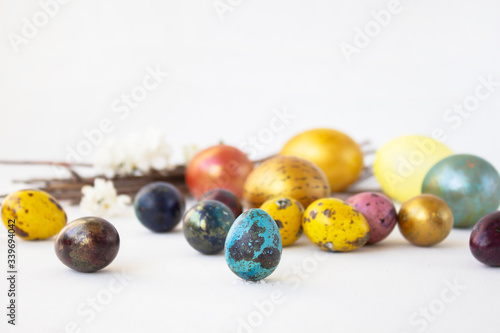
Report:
134,182,185,232
183,200,235,254
224,208,282,281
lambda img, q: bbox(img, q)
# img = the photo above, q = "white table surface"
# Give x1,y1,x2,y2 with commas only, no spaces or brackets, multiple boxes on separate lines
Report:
0,198,498,333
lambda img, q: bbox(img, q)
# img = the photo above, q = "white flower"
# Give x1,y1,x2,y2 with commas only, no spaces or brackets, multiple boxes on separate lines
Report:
93,129,173,176
80,178,131,217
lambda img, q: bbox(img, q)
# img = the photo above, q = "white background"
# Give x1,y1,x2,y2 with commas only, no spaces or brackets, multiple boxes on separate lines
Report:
1,0,500,332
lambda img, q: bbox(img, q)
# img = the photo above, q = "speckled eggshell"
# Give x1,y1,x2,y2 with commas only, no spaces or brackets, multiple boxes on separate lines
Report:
260,197,304,247
303,198,370,252
225,209,282,281
346,192,397,244
55,217,120,273
1,189,67,240
243,156,330,209
183,200,235,255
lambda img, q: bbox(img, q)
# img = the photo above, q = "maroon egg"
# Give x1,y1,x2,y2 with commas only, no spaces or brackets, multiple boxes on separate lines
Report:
346,192,398,244
55,217,120,273
200,188,243,218
470,211,500,267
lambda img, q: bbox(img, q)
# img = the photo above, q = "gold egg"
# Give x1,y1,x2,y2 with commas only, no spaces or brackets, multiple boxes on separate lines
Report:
281,128,364,192
398,194,453,247
243,156,330,209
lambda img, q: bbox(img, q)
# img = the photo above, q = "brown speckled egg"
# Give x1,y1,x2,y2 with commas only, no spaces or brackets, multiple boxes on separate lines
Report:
243,156,330,209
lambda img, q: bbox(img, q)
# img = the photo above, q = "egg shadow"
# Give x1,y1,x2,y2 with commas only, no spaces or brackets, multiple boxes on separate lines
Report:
333,239,410,255
429,239,468,249
20,235,58,243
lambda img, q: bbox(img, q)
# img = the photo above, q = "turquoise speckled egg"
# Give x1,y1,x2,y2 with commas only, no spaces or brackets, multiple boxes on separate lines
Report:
224,208,282,281
422,154,500,228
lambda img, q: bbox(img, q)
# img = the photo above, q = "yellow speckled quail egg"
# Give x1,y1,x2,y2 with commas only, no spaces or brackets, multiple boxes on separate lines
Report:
260,197,304,247
303,198,370,252
1,189,67,240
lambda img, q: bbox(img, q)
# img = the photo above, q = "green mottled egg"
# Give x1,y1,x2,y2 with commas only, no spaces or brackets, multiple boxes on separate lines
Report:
183,200,235,254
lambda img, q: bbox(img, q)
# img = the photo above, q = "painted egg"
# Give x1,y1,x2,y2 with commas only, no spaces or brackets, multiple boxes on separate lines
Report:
134,182,185,232
200,188,243,218
346,192,398,244
225,208,282,281
243,156,330,209
422,154,500,228
260,197,304,247
186,144,253,199
470,211,500,267
374,135,453,203
303,198,370,252
1,189,67,240
55,217,120,273
183,200,235,254
398,194,453,247
281,128,364,192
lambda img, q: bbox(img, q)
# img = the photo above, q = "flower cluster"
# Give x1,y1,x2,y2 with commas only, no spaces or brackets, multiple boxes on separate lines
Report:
80,178,131,217
93,129,173,177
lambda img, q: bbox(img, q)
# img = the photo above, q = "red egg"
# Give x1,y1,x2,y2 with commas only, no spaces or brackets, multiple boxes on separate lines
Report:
186,144,253,199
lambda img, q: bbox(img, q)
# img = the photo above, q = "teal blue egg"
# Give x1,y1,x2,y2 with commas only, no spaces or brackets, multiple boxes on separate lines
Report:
224,209,282,281
422,154,500,228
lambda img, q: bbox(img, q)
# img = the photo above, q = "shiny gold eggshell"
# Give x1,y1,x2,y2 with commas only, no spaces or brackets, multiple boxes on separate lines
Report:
281,128,364,192
243,156,330,209
398,194,453,247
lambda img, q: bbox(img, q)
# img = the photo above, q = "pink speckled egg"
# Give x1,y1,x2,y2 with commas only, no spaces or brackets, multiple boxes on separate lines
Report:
346,192,398,244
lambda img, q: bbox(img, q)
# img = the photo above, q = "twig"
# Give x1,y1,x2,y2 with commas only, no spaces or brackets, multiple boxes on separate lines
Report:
0,152,377,205
0,160,89,181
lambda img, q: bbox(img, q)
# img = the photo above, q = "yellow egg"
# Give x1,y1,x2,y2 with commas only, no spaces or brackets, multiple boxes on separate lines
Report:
260,197,304,247
281,128,364,192
303,198,370,252
1,190,67,240
243,156,330,209
373,135,453,203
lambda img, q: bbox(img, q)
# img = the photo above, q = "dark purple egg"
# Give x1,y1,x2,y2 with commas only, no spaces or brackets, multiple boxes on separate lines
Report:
470,211,500,267
55,217,120,273
200,188,243,218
